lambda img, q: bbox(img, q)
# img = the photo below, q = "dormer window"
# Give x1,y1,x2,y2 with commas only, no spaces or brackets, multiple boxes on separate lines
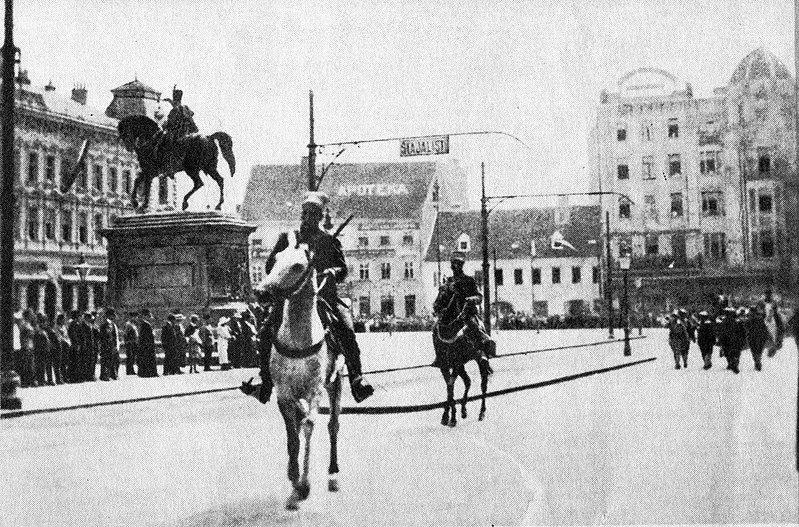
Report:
457,233,471,252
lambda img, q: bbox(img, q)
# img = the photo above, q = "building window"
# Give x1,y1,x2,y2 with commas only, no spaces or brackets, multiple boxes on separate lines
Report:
78,213,88,244
617,164,629,180
404,261,414,279
358,236,368,247
642,123,652,142
617,126,627,141
758,148,771,173
27,207,39,240
45,155,56,183
552,267,561,284
380,235,390,246
760,229,774,258
93,164,103,192
532,268,541,284
670,193,683,217
402,234,414,245
75,160,87,190
44,209,55,240
380,262,391,280
94,214,103,244
431,183,439,202
404,295,416,317
109,167,118,194
700,151,719,174
668,118,679,138
27,152,39,185
619,200,631,219
358,296,371,318
380,295,394,316
645,234,659,255
62,210,72,242
592,266,600,284
759,193,773,214
701,191,724,217
571,266,581,284
494,268,504,286
703,233,726,260
457,233,471,252
359,263,370,281
668,154,681,176
642,156,654,180
644,195,657,221
158,176,169,205
122,170,131,194
514,268,523,285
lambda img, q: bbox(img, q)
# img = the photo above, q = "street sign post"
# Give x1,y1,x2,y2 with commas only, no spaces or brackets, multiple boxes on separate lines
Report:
400,136,449,157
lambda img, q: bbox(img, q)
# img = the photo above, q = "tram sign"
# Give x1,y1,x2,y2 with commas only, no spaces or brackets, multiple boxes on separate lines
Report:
399,135,450,157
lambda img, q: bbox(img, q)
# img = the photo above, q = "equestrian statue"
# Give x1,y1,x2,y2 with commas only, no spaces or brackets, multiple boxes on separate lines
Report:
117,86,236,212
432,251,496,427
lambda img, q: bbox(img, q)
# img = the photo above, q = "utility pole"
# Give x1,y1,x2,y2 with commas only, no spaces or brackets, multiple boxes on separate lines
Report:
793,0,798,474
605,210,614,339
1,0,21,409
307,90,316,191
480,162,491,335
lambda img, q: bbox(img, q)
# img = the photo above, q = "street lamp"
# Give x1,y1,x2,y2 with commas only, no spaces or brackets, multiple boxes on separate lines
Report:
75,253,92,312
618,252,632,356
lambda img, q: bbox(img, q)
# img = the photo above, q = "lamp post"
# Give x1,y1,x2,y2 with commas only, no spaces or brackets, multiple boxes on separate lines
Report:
75,253,92,312
618,253,632,356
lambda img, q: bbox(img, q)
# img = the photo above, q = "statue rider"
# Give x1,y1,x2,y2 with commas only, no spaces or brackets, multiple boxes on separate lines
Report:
432,252,496,368
257,191,375,404
160,86,199,175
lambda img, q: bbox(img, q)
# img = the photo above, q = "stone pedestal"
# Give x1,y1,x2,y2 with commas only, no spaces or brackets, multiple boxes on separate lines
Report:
101,211,256,322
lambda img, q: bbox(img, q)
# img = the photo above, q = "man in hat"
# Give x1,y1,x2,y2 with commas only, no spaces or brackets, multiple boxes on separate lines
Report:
258,190,374,403
137,309,158,377
163,86,198,139
432,251,495,368
696,311,715,370
98,308,120,381
123,312,139,376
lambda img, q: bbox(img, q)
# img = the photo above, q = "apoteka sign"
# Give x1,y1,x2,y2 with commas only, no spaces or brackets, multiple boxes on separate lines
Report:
337,184,410,197
400,136,450,157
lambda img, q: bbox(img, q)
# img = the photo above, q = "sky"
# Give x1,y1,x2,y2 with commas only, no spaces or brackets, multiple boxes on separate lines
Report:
13,0,795,211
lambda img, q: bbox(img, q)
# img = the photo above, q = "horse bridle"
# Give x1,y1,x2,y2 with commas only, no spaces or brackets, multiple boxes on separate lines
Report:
268,249,315,299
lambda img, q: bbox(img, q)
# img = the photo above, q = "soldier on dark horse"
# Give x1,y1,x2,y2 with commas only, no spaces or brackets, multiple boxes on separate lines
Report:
432,252,495,426
117,86,235,212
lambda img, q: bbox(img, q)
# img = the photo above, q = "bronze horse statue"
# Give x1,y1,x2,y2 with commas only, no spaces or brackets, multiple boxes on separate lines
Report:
117,115,235,212
432,285,492,427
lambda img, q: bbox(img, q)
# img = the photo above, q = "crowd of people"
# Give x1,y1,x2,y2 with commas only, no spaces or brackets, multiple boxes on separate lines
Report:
11,305,263,388
664,291,792,373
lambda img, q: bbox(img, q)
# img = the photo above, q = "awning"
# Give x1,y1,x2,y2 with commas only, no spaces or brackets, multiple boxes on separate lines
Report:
60,275,108,284
13,273,52,282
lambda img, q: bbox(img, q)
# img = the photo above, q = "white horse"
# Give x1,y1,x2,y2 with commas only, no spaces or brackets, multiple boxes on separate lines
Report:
258,231,343,510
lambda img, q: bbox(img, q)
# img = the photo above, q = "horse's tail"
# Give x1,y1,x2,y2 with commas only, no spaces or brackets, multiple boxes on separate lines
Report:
211,132,236,176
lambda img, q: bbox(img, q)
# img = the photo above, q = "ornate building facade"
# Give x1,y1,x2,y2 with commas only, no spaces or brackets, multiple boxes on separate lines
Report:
590,48,797,309
11,74,173,319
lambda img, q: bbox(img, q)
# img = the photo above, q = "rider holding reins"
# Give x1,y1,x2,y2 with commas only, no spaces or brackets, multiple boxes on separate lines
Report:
257,191,375,404
432,252,496,368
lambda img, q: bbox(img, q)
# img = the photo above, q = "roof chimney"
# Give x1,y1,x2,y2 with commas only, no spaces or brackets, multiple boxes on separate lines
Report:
71,84,87,105
44,80,55,92
16,69,31,85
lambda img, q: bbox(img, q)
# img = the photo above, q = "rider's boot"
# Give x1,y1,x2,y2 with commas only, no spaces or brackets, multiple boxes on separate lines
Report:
332,330,374,403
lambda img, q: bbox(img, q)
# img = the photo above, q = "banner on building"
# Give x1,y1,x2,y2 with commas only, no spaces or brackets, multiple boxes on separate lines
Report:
400,136,449,157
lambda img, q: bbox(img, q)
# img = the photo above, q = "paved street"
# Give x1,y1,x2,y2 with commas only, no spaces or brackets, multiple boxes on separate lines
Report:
2,329,797,526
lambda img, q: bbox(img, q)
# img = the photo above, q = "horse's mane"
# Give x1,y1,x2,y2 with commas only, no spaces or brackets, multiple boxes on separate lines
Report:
118,114,160,140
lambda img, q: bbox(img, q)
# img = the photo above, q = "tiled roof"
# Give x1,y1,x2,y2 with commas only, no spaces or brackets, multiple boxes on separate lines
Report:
425,205,602,262
730,47,793,84
242,161,438,222
16,84,118,128
110,79,160,98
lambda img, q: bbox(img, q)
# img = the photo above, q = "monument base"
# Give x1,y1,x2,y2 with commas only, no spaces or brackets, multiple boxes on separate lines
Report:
102,211,256,322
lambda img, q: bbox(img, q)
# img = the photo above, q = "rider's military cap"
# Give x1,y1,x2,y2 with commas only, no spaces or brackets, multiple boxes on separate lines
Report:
450,251,466,263
302,191,329,209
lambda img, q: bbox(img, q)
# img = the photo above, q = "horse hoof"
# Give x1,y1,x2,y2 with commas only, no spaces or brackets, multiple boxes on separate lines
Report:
328,477,340,492
295,481,310,501
461,408,468,419
285,490,301,510
478,412,486,421
448,419,457,428
441,415,449,426
215,204,222,211
182,202,189,211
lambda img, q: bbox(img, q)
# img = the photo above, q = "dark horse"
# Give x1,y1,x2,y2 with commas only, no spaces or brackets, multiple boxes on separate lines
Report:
117,115,235,211
432,286,492,427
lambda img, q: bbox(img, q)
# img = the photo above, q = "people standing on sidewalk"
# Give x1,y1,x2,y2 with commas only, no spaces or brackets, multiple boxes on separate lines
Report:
66,310,81,383
44,314,64,385
123,313,139,376
99,309,120,381
744,304,768,372
13,311,22,380
239,310,257,368
54,313,70,384
173,312,187,373
161,313,176,375
185,314,202,373
33,313,52,386
216,316,231,370
696,311,715,370
763,290,784,357
228,315,241,369
137,309,159,378
18,310,36,387
668,310,690,370
78,312,98,382
717,307,742,374
199,312,216,372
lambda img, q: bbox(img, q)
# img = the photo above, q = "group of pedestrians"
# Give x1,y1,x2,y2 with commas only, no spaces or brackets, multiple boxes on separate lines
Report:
665,292,788,374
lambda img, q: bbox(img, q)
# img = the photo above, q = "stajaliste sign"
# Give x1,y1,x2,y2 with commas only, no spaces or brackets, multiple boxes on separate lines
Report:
400,135,450,157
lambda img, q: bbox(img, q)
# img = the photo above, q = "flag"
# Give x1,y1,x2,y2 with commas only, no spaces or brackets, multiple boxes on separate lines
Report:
60,138,89,193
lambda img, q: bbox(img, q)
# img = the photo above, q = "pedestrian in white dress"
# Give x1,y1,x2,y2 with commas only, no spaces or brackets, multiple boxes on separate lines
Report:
216,316,231,371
